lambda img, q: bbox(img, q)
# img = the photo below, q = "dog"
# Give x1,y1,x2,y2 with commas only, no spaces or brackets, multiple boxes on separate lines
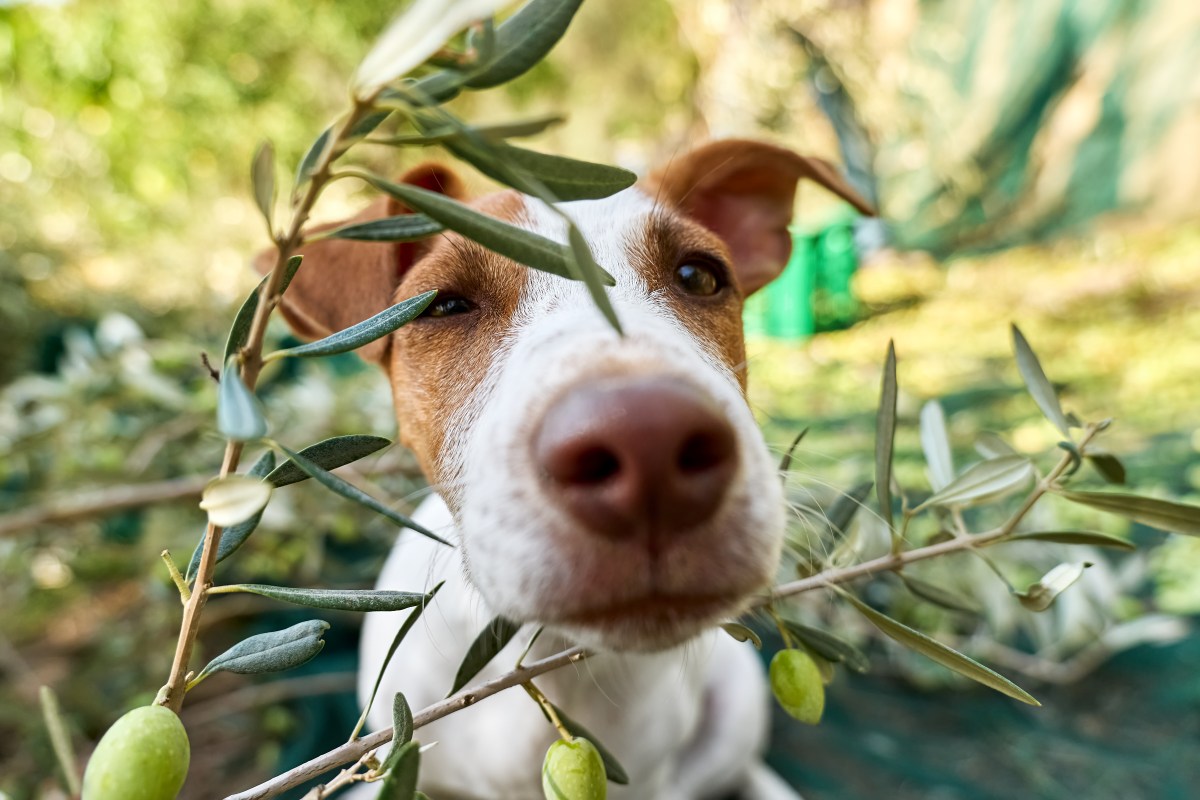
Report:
270,140,872,799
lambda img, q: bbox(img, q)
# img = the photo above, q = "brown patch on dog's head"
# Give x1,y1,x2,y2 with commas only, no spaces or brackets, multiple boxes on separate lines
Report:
643,139,874,297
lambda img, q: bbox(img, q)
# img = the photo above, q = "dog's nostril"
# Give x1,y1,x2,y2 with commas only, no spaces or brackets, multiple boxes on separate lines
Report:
677,431,732,474
569,447,621,485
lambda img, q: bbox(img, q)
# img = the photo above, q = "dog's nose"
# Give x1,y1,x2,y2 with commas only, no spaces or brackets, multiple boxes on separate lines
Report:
534,377,738,542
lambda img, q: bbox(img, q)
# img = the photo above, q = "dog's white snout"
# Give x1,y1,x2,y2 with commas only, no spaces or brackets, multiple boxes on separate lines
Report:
532,376,739,548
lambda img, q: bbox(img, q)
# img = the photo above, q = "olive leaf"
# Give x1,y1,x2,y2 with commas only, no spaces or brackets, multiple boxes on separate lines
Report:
1055,490,1200,537
464,0,585,89
224,255,304,361
277,445,447,545
974,431,1018,459
251,140,276,234
443,136,637,201
351,583,443,741
357,172,616,287
199,475,272,528
1000,530,1135,551
567,223,621,332
378,694,416,775
191,620,329,686
539,702,629,785
720,622,762,649
1087,452,1127,485
919,400,954,491
781,621,870,673
1014,562,1092,612
267,434,391,488
185,450,276,582
377,740,419,800
822,481,875,539
875,341,898,531
841,592,1039,705
778,427,810,474
264,291,437,361
919,455,1034,510
322,215,444,243
296,110,391,189
448,616,522,696
1011,324,1071,436
898,574,982,614
218,583,426,612
217,361,268,442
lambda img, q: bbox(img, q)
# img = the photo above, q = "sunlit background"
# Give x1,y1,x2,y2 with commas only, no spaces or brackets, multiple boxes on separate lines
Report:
2,1,1199,798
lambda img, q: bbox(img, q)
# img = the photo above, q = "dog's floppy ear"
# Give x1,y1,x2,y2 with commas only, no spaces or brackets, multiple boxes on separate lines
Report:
253,163,466,364
644,140,874,296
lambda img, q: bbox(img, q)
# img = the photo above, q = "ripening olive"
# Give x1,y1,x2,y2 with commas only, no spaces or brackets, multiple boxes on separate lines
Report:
542,736,607,800
769,648,826,725
82,704,190,800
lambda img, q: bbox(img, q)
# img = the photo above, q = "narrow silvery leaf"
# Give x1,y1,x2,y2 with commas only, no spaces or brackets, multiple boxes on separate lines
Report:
841,592,1039,705
224,256,304,361
268,435,391,488
217,362,268,441
1087,452,1127,485
899,574,982,614
1002,530,1135,551
974,431,1018,460
1011,324,1071,436
359,173,615,286
377,740,420,799
464,0,584,88
448,616,522,696
352,0,512,97
324,215,444,243
782,621,870,673
778,427,810,474
39,685,80,797
222,583,426,612
1055,490,1200,536
1015,562,1092,612
446,138,637,201
541,702,629,785
567,223,621,332
265,291,436,361
391,693,414,749
352,583,443,741
720,622,762,649
919,400,954,491
186,450,276,581
200,476,272,528
922,455,1033,509
194,620,328,683
296,112,392,189
824,481,874,538
278,446,448,544
875,342,898,531
251,140,276,234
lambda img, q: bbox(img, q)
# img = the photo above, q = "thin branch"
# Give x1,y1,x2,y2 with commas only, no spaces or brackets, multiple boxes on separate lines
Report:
159,98,376,714
223,647,589,800
0,476,210,538
227,425,1105,799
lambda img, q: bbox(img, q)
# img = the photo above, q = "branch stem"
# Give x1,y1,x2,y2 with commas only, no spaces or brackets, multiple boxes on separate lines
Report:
158,98,375,714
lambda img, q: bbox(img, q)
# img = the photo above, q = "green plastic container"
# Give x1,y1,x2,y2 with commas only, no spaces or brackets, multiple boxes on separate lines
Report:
743,214,861,340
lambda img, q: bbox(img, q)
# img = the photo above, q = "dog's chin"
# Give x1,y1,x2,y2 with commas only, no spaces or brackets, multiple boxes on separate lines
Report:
541,593,753,653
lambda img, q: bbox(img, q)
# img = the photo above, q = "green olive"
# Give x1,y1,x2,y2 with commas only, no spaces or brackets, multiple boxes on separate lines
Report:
82,704,190,800
769,648,826,725
542,736,607,800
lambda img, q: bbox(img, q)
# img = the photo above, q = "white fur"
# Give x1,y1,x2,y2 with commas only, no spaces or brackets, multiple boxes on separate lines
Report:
357,188,800,799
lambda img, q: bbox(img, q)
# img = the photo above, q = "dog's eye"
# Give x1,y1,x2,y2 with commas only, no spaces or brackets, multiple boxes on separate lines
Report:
674,260,725,297
424,295,475,318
